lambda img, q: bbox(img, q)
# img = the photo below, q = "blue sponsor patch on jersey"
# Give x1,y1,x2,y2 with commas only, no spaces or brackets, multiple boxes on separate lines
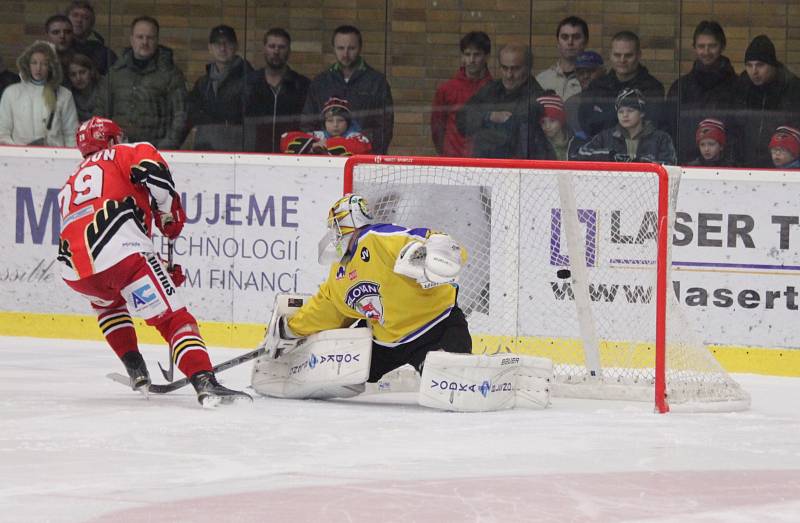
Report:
131,284,157,308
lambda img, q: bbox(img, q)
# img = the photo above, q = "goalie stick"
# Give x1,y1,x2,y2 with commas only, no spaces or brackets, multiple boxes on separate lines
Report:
107,344,268,394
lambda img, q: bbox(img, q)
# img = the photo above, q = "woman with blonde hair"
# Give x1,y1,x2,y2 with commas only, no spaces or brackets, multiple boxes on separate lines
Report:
0,40,78,146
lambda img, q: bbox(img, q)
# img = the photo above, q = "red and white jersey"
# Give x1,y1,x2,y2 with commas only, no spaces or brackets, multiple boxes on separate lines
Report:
57,142,176,280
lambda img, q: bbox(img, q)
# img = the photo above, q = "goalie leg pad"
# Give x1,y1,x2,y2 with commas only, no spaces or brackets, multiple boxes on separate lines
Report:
251,327,372,399
418,352,518,412
418,352,554,412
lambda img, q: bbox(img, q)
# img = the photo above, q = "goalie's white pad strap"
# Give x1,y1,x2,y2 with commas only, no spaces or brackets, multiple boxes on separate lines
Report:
251,327,372,399
514,356,553,409
418,352,553,412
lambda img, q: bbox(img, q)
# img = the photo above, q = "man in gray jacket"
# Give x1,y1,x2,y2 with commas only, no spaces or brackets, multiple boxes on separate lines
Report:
94,16,187,149
301,25,393,154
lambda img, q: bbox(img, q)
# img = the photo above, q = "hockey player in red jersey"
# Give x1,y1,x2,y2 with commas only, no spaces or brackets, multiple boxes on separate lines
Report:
58,117,251,407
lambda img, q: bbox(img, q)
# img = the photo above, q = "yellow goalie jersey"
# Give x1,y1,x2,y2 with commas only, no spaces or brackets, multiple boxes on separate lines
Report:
288,224,461,347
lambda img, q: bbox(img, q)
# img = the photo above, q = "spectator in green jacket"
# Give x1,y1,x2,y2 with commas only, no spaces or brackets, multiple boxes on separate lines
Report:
94,15,188,149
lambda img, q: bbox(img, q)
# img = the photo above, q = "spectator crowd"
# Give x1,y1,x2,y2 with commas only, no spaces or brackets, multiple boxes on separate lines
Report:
0,3,799,168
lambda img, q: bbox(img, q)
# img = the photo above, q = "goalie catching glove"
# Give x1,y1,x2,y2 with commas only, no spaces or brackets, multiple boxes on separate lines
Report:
394,233,466,288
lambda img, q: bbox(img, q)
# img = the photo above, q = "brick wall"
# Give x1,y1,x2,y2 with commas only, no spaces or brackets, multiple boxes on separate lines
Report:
3,0,799,155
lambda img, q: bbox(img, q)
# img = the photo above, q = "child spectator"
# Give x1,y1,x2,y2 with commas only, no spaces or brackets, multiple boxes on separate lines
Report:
281,97,371,155
576,88,676,164
67,53,100,122
536,93,582,160
0,40,78,146
687,118,727,166
768,126,800,169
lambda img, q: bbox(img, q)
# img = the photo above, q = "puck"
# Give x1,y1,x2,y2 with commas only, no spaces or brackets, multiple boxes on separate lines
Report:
556,269,571,279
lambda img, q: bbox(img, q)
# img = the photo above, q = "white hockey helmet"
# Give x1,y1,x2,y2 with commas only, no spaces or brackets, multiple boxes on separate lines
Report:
318,194,373,264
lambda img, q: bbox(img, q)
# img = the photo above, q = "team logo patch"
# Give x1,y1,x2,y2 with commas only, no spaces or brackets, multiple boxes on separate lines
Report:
360,247,370,261
336,266,345,280
344,281,384,325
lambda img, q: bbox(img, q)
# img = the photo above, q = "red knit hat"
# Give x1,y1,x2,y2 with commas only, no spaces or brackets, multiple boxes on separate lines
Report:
536,95,566,125
695,118,727,147
769,126,800,158
322,97,351,120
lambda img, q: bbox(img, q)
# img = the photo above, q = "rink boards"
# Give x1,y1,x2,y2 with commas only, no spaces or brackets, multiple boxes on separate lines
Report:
1,146,798,376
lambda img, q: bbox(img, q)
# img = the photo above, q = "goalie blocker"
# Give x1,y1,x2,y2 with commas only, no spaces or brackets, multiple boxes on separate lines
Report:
251,294,554,411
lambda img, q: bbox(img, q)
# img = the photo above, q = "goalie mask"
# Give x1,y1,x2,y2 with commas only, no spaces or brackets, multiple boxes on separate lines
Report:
317,194,373,264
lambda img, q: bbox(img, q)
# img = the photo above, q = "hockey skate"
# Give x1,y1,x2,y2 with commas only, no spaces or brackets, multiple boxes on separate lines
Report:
121,351,151,395
190,371,252,408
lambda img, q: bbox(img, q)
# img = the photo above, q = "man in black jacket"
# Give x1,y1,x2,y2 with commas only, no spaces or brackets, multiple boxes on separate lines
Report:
457,45,549,159
243,27,310,153
728,35,800,167
578,31,665,138
666,21,737,164
187,25,253,151
301,25,394,154
66,0,117,75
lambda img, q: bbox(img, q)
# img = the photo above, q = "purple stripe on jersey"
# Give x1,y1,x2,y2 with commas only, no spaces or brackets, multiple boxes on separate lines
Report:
406,227,430,239
349,224,430,256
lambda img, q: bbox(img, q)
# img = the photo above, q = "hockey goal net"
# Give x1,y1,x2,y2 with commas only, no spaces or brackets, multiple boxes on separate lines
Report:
344,155,750,413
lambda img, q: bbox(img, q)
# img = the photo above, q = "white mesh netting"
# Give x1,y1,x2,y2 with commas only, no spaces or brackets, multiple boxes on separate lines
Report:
349,158,750,412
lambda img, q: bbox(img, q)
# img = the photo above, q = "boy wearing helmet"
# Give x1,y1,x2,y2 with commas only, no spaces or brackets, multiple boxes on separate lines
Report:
276,194,472,384
58,117,251,407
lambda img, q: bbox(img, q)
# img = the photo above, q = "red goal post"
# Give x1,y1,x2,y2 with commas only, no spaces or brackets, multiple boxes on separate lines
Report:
344,155,750,413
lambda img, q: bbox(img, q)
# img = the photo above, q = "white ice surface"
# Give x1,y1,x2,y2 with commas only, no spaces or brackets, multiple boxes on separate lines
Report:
1,336,799,523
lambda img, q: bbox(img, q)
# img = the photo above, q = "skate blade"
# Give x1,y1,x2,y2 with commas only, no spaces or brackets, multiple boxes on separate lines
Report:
131,378,151,399
200,394,253,409
136,384,150,400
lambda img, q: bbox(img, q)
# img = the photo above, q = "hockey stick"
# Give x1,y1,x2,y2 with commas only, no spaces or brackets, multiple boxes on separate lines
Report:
158,239,176,382
108,294,308,393
107,343,269,394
